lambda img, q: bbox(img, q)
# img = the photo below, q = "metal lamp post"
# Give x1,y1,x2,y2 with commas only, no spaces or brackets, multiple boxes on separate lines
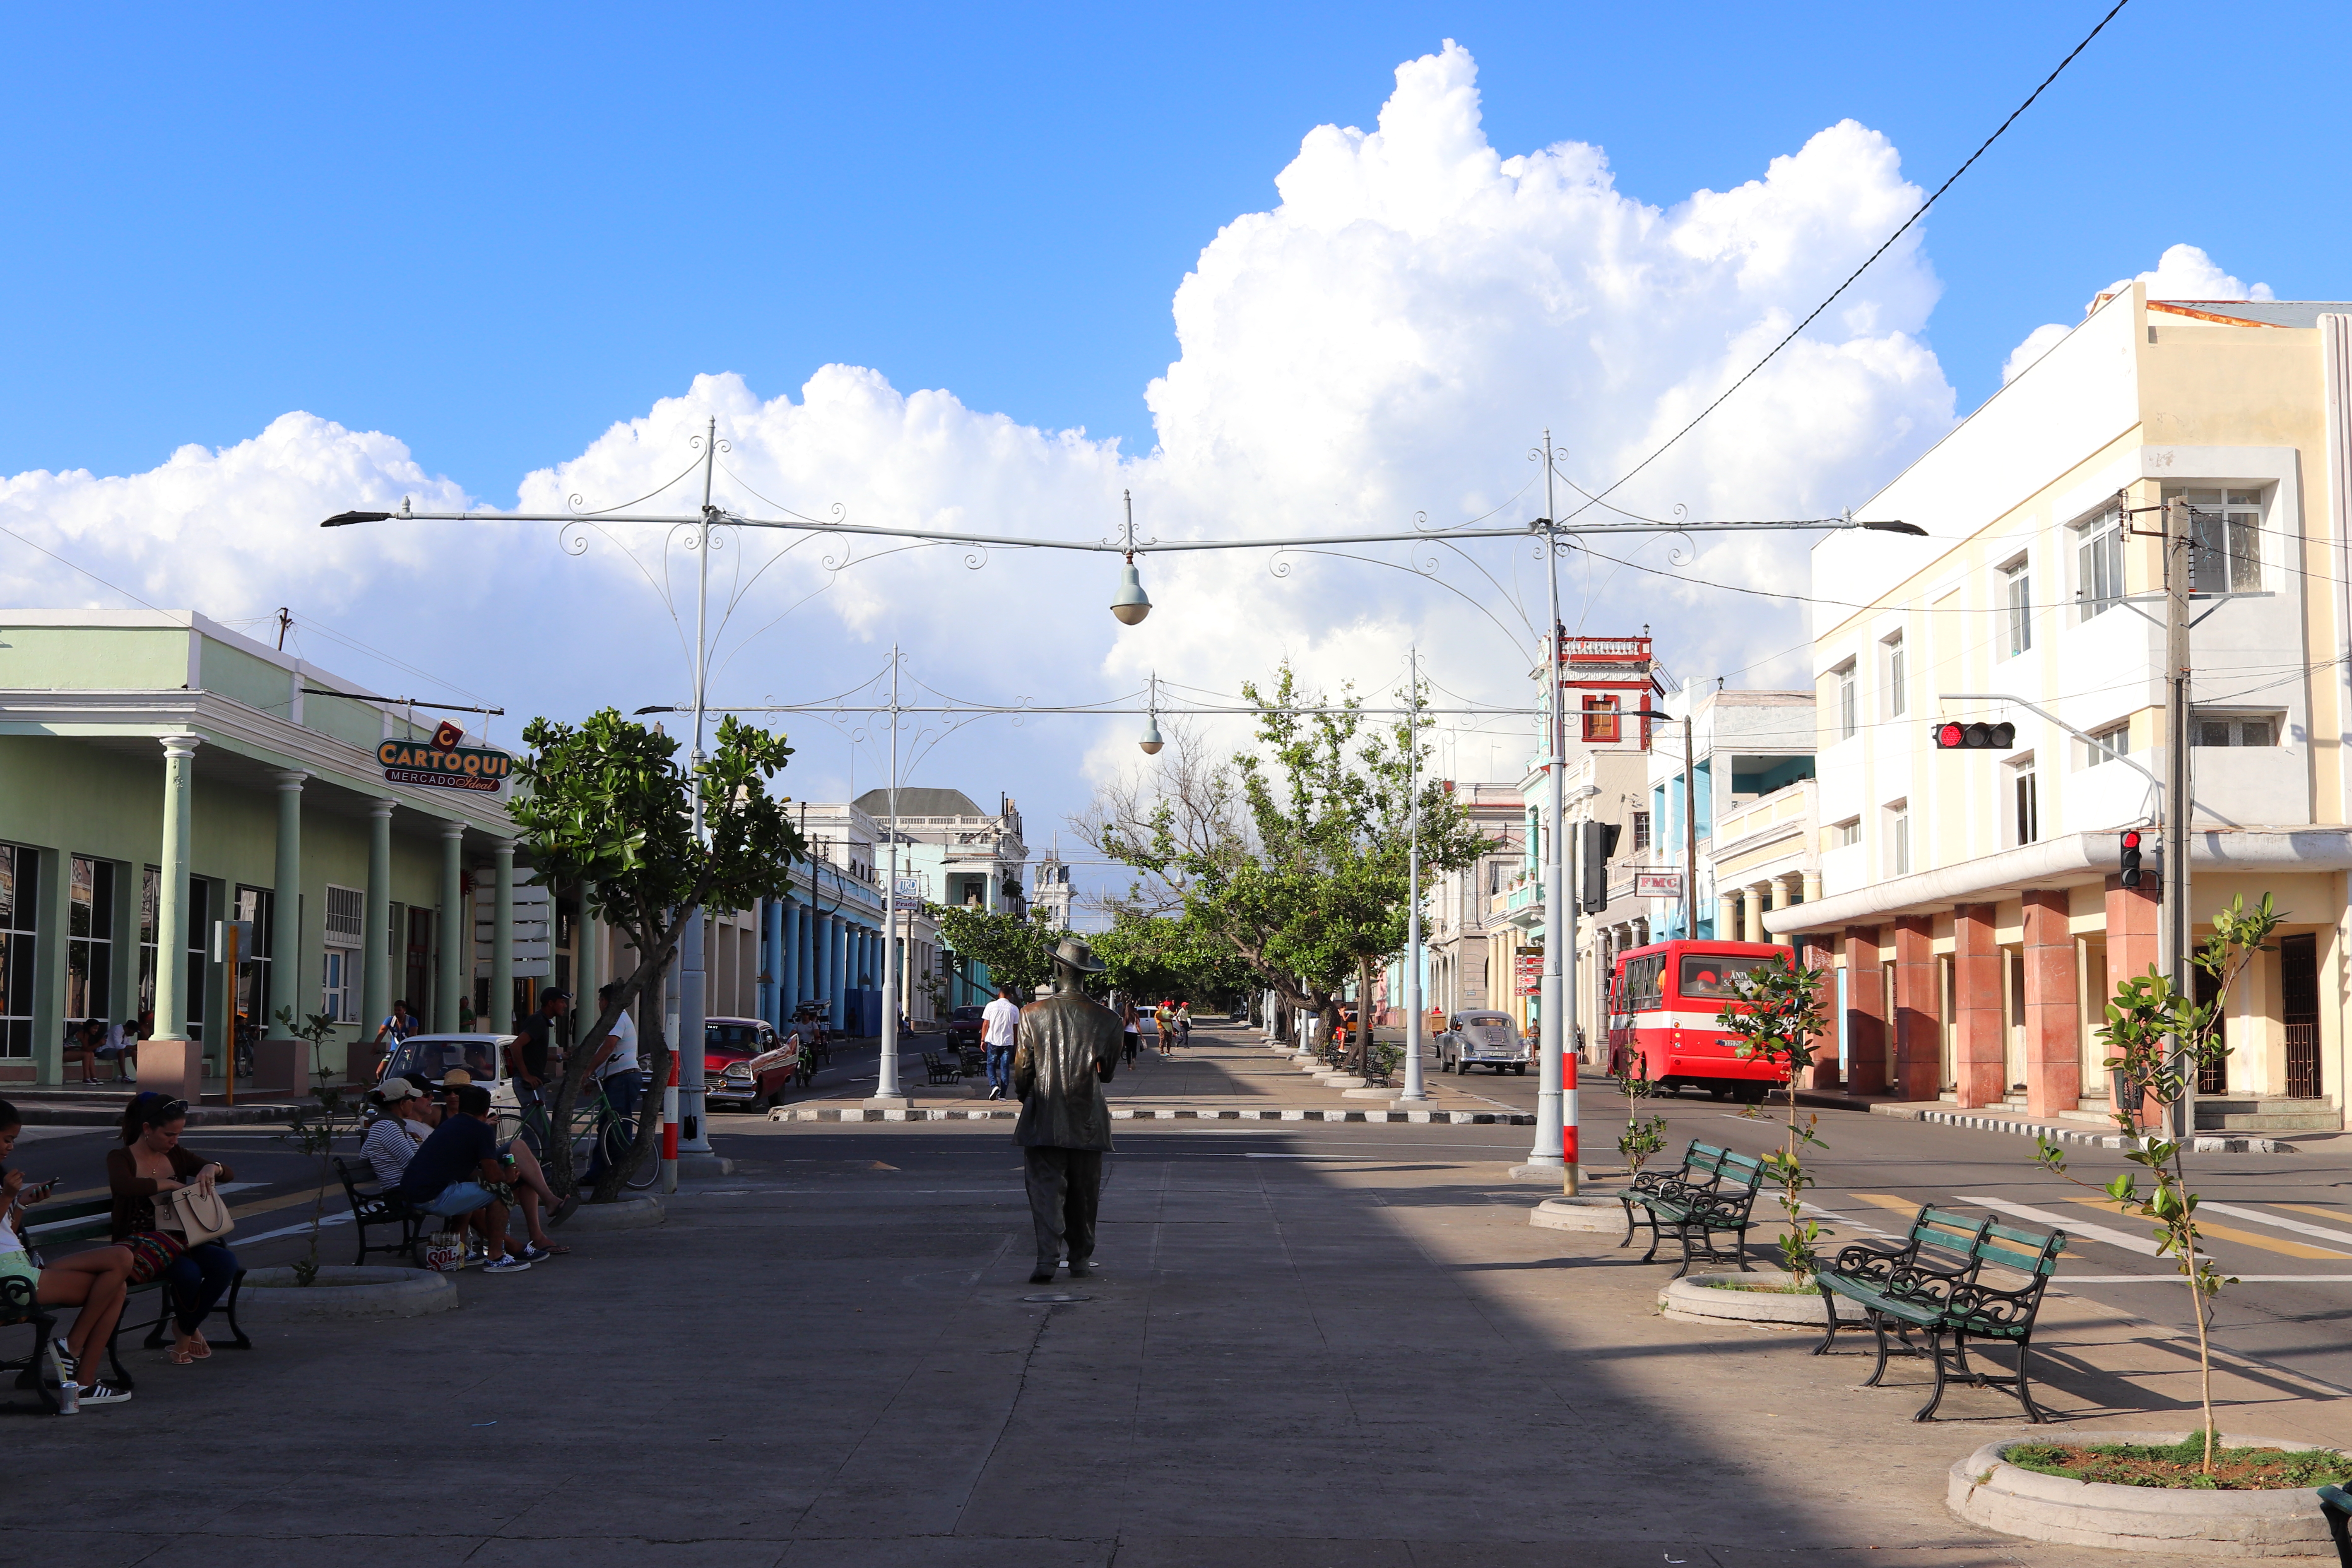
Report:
1396,645,1430,1106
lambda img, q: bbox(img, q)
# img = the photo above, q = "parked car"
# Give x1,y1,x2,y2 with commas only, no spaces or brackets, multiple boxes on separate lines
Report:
944,1005,987,1053
375,1033,523,1123
704,1016,805,1111
1437,1011,1530,1075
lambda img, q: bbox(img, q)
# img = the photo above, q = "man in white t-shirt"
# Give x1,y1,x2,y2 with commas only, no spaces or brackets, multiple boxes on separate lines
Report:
583,983,644,1185
981,984,1022,1101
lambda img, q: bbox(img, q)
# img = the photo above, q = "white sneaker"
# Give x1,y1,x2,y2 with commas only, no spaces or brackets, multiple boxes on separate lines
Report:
481,1255,532,1274
76,1380,131,1406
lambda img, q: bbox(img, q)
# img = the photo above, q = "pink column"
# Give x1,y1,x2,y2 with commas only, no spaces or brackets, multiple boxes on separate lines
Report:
1843,927,1886,1095
1801,935,1840,1088
1951,904,2004,1110
2021,889,2080,1119
1891,915,1938,1102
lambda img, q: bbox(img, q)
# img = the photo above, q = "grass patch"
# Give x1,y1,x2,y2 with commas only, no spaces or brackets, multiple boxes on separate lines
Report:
2004,1436,2352,1491
1699,1279,1810,1295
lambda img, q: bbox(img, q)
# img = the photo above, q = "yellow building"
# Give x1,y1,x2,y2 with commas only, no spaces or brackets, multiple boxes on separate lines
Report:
1766,283,2352,1134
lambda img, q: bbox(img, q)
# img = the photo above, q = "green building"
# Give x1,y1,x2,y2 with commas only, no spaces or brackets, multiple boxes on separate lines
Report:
0,610,531,1095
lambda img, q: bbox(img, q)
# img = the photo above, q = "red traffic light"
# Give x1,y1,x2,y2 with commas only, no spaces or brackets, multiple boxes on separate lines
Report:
1932,719,2017,750
1936,722,1964,748
2121,830,2141,850
2120,827,2145,888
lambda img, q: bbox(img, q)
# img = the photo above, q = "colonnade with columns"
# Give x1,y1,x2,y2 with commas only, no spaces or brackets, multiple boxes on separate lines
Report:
1714,871,1822,948
758,897,887,1033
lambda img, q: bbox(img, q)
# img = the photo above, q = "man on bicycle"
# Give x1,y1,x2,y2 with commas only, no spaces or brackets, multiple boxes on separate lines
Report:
581,982,642,1186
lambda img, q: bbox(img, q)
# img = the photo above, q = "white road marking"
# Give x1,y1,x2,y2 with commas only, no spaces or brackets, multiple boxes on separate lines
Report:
2061,1274,2352,1284
2196,1202,2352,1251
1950,1195,2176,1258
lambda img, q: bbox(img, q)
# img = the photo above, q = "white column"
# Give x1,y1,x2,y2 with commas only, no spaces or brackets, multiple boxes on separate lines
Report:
141,735,202,1101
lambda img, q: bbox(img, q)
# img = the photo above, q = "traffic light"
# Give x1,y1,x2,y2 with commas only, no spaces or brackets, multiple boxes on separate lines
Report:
1933,720,2017,750
2119,828,2143,888
1578,820,1622,912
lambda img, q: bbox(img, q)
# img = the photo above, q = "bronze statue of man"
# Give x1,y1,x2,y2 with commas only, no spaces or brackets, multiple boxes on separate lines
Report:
1012,936,1122,1283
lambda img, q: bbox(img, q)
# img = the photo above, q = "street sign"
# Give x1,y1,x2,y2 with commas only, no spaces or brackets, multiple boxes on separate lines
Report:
1514,952,1543,997
476,881,553,979
1634,871,1685,900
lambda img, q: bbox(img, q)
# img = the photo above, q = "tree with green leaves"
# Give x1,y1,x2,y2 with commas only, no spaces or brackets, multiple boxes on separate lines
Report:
2035,892,2281,1474
1716,950,1831,1282
925,903,1068,999
1080,666,1486,1061
506,708,804,1201
1090,907,1254,1009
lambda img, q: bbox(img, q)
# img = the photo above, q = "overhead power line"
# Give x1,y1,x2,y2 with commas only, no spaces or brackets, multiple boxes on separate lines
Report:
1567,0,2138,519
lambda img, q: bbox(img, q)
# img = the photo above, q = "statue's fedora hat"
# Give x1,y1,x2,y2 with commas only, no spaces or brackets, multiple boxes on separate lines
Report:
1052,936,1108,974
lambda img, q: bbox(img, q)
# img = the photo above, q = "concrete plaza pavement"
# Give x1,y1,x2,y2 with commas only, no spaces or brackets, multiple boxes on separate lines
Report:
14,1096,2352,1563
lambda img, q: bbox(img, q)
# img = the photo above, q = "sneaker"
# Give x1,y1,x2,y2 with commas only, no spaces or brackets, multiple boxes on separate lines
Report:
519,1245,553,1263
49,1338,77,1385
481,1255,532,1275
75,1380,131,1406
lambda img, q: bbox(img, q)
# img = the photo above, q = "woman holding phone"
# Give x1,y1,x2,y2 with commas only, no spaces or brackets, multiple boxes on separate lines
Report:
107,1092,239,1366
0,1099,139,1409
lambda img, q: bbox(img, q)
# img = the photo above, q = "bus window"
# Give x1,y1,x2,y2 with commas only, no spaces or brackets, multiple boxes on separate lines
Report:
1623,954,1665,1011
1679,954,1771,1000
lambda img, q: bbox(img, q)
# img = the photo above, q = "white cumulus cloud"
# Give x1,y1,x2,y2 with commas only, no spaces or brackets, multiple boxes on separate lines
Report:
2,38,1961,826
2001,243,2278,384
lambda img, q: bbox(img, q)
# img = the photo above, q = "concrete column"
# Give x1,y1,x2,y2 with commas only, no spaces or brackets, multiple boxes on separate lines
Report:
491,839,515,1036
1769,878,1793,947
361,800,395,1075
1717,893,1739,943
1742,886,1766,945
1843,926,1886,1094
828,916,846,1027
1802,871,1823,904
437,823,466,1032
809,911,829,1022
1891,914,1938,1102
781,899,800,1016
265,772,306,1041
754,898,773,1026
2021,889,2080,1118
2105,875,2162,1125
140,735,202,1101
1800,935,1839,1087
1952,903,2004,1109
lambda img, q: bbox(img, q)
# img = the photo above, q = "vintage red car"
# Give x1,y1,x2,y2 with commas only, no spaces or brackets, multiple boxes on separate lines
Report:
704,1016,806,1111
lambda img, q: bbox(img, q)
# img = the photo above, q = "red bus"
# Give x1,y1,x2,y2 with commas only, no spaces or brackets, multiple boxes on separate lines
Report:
1605,939,1791,1103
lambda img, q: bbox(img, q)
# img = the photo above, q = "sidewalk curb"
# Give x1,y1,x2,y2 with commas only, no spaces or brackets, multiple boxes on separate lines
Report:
1865,1102,2297,1154
768,1105,1535,1125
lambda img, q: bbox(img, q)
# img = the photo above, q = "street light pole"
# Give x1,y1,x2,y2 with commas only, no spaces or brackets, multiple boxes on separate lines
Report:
872,646,908,1106
1524,433,1573,1183
1397,645,1429,1106
676,416,719,1163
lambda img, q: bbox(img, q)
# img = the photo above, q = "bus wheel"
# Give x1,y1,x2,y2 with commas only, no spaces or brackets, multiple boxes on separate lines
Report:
1708,1084,1732,1101
1733,1083,1766,1105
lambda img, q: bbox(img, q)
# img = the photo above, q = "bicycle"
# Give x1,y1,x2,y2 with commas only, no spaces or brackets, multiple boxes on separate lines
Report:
506,1080,658,1192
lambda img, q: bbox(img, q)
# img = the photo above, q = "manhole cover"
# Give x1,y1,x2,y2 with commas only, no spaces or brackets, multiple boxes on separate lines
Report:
1021,1293,1091,1303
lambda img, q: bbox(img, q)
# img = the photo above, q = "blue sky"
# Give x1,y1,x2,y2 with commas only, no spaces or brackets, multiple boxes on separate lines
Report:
5,3,2348,921
6,1,2345,494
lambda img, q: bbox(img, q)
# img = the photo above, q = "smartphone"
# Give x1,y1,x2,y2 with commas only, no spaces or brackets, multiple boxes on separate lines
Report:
22,1178,56,1202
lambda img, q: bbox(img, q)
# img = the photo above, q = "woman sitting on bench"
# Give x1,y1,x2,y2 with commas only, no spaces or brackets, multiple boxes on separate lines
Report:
0,1099,137,1408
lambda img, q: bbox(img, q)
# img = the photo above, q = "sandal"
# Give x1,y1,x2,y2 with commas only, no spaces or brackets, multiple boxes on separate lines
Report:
169,1346,198,1366
187,1334,212,1360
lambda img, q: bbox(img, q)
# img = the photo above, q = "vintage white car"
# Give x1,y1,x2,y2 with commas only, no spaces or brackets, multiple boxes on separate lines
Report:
1436,1011,1530,1075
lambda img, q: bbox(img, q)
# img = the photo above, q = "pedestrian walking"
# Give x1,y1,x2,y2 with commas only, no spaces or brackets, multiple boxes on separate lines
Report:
980,984,1021,1100
581,983,641,1189
1119,1000,1139,1068
1177,1002,1191,1049
1013,939,1120,1283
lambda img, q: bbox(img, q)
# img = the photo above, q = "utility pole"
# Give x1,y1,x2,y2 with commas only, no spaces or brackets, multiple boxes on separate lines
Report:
2163,492,2194,1141
1681,702,1698,941
1397,645,1429,1106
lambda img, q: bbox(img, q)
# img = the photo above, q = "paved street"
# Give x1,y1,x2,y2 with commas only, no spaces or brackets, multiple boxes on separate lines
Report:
10,1023,2352,1566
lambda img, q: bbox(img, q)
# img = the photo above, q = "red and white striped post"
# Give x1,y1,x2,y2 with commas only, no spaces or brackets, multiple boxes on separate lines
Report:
1560,1045,1579,1190
660,1050,680,1195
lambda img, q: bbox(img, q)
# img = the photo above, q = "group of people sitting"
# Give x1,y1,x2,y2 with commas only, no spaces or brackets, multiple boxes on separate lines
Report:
0,1091,248,1412
361,1071,573,1272
63,1016,144,1085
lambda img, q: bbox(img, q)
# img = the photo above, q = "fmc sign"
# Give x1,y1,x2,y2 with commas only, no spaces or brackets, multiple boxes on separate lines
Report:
379,720,513,794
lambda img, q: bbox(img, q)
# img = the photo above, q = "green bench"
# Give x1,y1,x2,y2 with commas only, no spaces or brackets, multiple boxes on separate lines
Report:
2,1195,251,1412
1812,1203,2064,1422
1617,1140,1767,1278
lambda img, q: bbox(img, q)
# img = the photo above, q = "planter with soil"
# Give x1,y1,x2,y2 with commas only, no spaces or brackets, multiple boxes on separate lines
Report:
1529,1195,1628,1234
236,1265,458,1321
559,1195,665,1232
1657,1269,1863,1328
1950,1432,2351,1557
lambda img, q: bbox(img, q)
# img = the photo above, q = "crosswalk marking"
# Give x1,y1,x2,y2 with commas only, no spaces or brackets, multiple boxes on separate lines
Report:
2198,1202,2352,1253
2270,1202,2352,1229
1847,1192,1924,1216
1951,1194,2170,1257
2053,1196,2340,1260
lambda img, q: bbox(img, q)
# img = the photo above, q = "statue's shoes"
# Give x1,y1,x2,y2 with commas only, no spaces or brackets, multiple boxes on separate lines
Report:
1029,1268,1057,1284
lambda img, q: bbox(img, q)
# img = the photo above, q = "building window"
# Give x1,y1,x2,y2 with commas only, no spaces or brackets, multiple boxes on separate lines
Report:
323,883,363,1024
234,886,273,1041
138,866,159,1026
68,856,115,1029
1630,810,1652,854
1886,803,1911,877
2012,762,2039,845
0,844,36,1059
2075,505,2124,620
1831,818,1860,848
1582,693,1621,743
2080,719,2131,769
1880,632,1906,719
2002,556,2032,657
2193,710,2282,748
2167,486,2264,594
1834,660,1857,740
